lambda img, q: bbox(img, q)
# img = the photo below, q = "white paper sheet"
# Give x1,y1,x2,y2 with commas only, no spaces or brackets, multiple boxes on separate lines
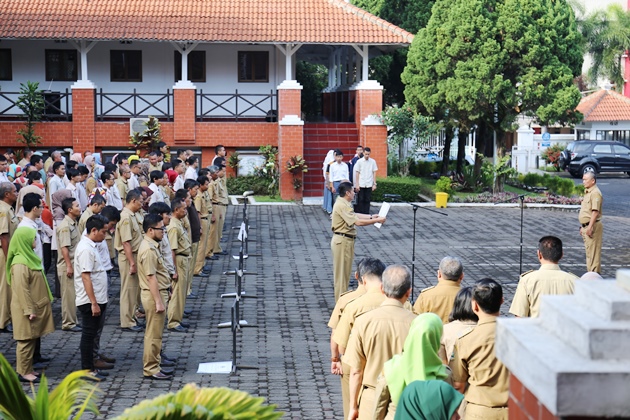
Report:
374,202,390,229
197,361,233,374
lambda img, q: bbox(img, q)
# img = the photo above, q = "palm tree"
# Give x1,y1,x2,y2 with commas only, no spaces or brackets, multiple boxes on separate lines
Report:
582,4,630,92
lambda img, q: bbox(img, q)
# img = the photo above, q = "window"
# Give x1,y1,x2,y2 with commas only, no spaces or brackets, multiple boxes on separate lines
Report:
45,49,78,81
0,49,11,80
613,144,630,154
174,50,206,82
238,51,269,83
592,144,612,154
110,50,142,82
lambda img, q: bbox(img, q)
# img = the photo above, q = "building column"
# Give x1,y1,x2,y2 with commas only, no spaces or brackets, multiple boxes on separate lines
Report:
496,270,630,419
173,81,196,145
71,81,96,153
277,80,304,201
352,80,387,177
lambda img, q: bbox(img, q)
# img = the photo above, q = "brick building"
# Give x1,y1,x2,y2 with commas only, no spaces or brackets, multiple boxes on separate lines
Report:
0,0,413,199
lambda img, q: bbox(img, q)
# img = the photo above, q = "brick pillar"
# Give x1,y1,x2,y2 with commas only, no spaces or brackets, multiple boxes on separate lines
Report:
173,82,196,145
277,80,304,201
71,82,96,152
353,81,387,177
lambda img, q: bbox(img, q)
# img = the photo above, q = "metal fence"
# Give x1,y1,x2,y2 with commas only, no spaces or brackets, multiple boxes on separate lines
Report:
197,90,277,121
0,89,72,121
96,89,173,121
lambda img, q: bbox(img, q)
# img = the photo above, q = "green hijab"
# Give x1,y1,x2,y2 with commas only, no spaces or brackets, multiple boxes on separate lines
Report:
394,380,464,420
6,227,52,301
384,313,448,405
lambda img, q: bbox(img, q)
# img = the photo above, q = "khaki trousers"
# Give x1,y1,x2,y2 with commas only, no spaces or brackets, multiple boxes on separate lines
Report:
141,288,168,376
167,255,190,329
0,253,11,329
58,260,78,329
188,242,199,295
119,253,139,328
16,339,36,375
582,221,603,273
209,205,222,254
341,361,351,420
194,218,210,274
331,235,355,302
358,387,376,420
465,403,508,420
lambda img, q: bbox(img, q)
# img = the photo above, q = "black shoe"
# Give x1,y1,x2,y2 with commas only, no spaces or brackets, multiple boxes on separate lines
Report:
144,371,173,380
63,325,82,332
160,367,175,375
187,293,199,299
217,251,228,255
97,353,116,363
195,272,209,278
95,369,109,377
180,322,190,329
184,309,192,315
121,325,144,332
34,355,52,363
18,375,40,383
161,352,178,362
0,323,13,333
33,362,48,370
209,256,219,260
167,325,188,333
161,359,176,367
85,371,106,382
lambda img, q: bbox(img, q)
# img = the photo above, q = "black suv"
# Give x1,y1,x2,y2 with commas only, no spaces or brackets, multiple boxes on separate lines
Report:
559,140,630,178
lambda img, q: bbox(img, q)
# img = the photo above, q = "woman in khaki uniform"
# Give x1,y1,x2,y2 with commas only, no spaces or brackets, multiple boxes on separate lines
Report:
7,226,54,383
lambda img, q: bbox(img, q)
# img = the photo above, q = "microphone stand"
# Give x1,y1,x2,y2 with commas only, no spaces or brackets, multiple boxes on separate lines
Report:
384,195,448,304
494,193,528,275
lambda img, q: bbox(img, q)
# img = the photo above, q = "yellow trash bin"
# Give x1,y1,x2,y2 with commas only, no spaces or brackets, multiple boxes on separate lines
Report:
435,192,448,208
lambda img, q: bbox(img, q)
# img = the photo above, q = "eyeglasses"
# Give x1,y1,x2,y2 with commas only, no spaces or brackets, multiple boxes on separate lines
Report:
151,226,166,231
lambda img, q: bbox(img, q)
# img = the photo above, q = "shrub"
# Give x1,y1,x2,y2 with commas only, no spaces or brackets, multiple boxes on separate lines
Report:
372,177,427,202
519,173,578,196
435,176,453,195
226,175,270,195
408,160,439,178
521,172,544,186
541,144,565,171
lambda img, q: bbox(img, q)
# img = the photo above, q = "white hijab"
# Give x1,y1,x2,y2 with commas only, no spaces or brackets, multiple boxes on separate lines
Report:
322,150,335,180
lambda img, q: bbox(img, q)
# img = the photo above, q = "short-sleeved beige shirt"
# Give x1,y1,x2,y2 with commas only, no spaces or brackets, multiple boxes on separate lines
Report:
343,300,416,388
331,197,358,236
213,178,229,204
78,207,94,235
333,289,386,349
579,185,602,224
116,177,129,203
439,319,477,363
195,190,211,218
413,279,461,322
115,207,143,253
509,264,577,318
0,200,19,240
138,235,171,291
328,284,367,329
167,217,191,256
450,318,509,408
56,215,80,262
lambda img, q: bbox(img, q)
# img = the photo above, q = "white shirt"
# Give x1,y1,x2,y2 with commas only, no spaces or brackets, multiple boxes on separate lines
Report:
0,172,8,183
74,236,109,305
174,175,185,191
76,181,89,211
66,182,79,201
128,173,140,190
18,217,44,267
48,175,66,197
104,185,123,211
185,166,198,181
328,161,349,183
148,183,165,206
354,157,378,188
82,228,113,271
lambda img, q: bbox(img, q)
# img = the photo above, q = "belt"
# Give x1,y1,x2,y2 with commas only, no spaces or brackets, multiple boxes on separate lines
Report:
581,220,599,228
334,232,356,240
176,253,190,257
213,203,228,206
200,216,209,220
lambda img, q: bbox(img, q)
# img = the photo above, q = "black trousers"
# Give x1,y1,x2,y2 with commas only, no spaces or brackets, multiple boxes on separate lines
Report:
356,187,372,214
78,303,106,371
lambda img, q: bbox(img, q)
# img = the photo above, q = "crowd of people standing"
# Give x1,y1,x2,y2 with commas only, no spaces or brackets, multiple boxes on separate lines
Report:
0,144,231,382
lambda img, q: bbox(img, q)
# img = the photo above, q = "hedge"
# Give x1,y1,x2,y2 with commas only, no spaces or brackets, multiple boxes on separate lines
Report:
372,176,433,202
226,175,271,195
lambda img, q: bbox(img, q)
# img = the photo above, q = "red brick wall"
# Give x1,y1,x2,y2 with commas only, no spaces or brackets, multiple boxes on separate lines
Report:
1,122,73,149
361,124,388,178
72,89,96,152
173,89,196,145
279,125,303,200
278,89,301,120
355,89,383,129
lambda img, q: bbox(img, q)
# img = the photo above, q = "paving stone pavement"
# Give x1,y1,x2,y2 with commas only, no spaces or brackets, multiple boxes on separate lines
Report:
1,204,629,419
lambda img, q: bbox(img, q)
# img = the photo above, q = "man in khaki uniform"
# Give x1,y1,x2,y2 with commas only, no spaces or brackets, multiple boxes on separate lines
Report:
0,182,19,333
57,197,82,331
116,166,131,203
330,182,385,302
413,256,464,323
344,264,416,420
115,189,144,331
510,236,578,318
451,279,509,420
167,198,191,332
329,258,385,419
78,195,106,234
139,214,174,380
206,166,218,259
193,175,212,276
210,165,229,255
579,172,603,273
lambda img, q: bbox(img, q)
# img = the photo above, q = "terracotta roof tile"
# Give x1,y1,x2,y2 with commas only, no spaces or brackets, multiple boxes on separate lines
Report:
0,0,413,45
577,89,630,122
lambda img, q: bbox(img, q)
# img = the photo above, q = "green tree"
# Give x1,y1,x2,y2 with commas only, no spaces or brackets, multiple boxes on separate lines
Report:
15,81,45,147
295,61,328,120
581,4,630,91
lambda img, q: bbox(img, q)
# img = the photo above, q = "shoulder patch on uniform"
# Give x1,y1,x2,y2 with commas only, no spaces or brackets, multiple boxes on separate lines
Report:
520,270,535,278
420,286,436,293
457,325,475,339
339,290,353,297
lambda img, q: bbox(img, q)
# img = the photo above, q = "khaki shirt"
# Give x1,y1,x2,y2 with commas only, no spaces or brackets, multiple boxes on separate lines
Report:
114,207,143,253
149,163,163,172
195,190,212,218
579,185,602,224
56,215,80,263
213,177,229,205
413,279,461,323
328,284,367,329
333,289,386,350
138,235,171,291
116,177,129,203
77,207,94,235
450,318,509,408
167,217,191,256
343,300,416,388
509,264,577,318
10,264,55,341
331,197,358,236
439,319,477,363
0,200,19,240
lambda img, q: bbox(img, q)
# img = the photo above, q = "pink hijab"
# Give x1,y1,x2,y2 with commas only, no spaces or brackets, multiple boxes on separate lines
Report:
71,153,83,163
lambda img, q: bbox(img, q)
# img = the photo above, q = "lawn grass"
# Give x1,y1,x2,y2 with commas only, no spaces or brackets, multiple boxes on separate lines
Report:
253,195,293,203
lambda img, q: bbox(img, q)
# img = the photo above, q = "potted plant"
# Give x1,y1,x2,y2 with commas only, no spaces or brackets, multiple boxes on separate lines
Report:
15,81,45,148
129,116,162,157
